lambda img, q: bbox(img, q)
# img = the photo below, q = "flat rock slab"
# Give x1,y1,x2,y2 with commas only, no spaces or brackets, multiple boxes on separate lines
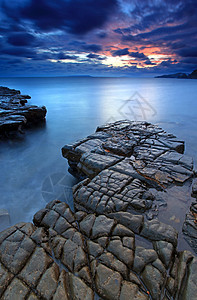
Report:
0,86,47,136
62,120,196,253
0,200,196,299
0,120,196,299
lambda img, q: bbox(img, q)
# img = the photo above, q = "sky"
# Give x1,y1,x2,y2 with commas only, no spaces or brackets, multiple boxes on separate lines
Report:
0,0,197,77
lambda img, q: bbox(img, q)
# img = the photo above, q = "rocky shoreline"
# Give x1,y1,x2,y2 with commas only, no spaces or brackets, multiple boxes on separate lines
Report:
0,120,196,299
155,69,197,79
0,86,47,137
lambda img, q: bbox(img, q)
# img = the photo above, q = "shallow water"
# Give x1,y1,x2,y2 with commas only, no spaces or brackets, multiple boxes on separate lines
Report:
0,77,197,249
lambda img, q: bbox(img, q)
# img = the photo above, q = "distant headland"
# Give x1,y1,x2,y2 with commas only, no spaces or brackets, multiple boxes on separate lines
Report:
155,69,197,79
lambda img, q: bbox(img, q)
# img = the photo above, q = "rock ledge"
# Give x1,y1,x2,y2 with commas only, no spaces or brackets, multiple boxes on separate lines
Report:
0,86,47,136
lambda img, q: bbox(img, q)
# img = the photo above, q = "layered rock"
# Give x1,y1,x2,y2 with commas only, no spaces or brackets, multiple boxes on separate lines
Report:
62,121,196,248
1,120,196,299
0,86,46,136
0,200,196,299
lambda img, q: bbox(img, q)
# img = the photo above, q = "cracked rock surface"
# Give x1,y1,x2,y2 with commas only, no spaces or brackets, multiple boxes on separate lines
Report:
0,86,47,136
0,200,196,299
0,120,197,299
62,120,196,252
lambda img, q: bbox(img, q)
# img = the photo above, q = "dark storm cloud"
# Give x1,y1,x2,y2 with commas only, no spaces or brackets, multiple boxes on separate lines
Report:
87,53,105,60
177,47,197,58
7,33,36,46
119,0,197,33
1,46,36,57
112,48,129,56
82,44,102,52
97,32,108,39
181,57,197,64
122,22,197,44
129,52,148,59
0,0,197,76
1,0,118,35
112,48,148,60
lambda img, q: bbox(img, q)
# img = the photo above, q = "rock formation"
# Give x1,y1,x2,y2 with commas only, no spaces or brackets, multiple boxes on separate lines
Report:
0,120,196,299
155,69,197,79
0,86,47,136
0,199,196,299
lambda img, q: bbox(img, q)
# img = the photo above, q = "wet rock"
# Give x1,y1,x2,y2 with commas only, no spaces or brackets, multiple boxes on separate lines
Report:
68,272,94,300
63,121,196,252
99,252,128,277
141,264,164,300
78,152,121,178
180,256,197,300
107,239,134,268
95,263,122,300
0,86,46,137
120,281,148,300
141,219,178,246
80,214,96,237
175,251,193,296
91,215,115,238
133,246,158,273
0,200,196,299
183,203,197,252
112,224,134,237
109,212,143,234
1,120,197,299
192,179,197,197
169,250,197,299
153,241,174,268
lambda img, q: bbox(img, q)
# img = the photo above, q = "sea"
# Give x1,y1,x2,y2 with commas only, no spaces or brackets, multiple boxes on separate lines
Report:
0,77,197,251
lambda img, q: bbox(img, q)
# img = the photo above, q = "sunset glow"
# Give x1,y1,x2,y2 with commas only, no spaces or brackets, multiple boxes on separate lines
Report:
0,0,196,76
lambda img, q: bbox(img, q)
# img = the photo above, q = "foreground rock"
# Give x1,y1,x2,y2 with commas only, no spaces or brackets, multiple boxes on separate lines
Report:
62,120,196,253
0,200,196,299
183,179,197,253
0,120,196,299
0,86,46,136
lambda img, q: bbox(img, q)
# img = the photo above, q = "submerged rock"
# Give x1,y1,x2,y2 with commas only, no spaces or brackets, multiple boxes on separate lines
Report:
0,86,46,137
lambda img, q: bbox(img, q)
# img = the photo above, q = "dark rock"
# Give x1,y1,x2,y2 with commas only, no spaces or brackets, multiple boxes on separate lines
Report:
62,121,197,254
182,203,197,252
180,256,197,299
192,179,197,197
108,212,143,234
188,69,197,79
1,120,197,298
0,200,196,299
155,73,188,79
119,281,148,299
0,86,46,137
153,241,174,268
95,263,122,300
133,246,158,273
141,264,164,300
141,219,178,246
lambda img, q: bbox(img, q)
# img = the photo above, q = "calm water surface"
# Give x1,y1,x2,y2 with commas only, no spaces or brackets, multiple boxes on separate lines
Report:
0,77,196,251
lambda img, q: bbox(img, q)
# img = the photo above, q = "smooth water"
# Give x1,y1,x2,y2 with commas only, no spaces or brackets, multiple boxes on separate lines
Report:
0,77,196,248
